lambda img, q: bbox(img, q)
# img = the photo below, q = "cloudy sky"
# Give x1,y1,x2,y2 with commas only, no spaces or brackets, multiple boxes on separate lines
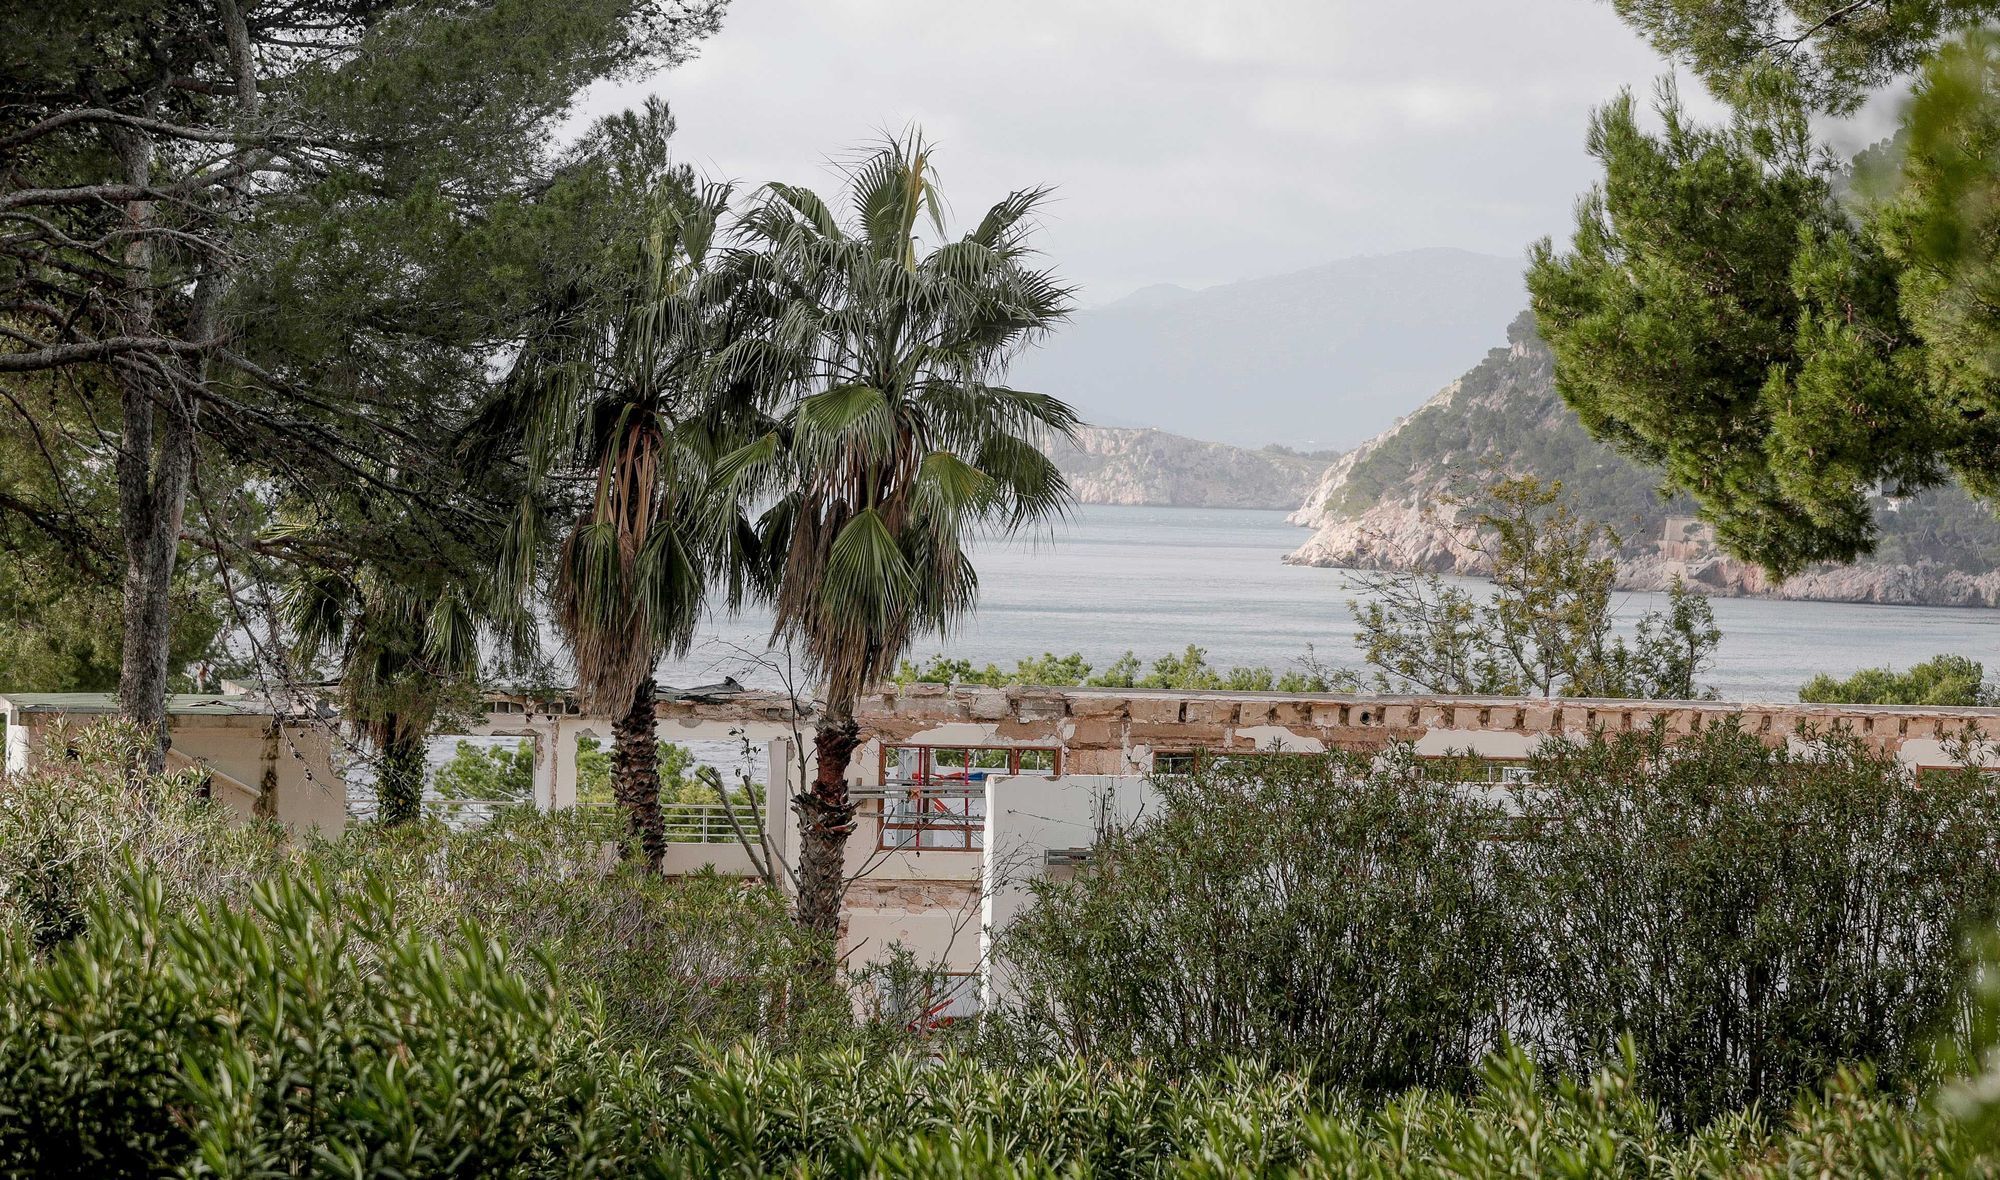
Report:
574,0,1749,304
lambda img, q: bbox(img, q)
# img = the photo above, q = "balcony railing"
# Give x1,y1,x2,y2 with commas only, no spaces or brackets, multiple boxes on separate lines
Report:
864,781,986,850
569,801,749,843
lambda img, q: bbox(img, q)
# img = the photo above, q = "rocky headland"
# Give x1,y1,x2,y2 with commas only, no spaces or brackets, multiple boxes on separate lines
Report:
1283,314,2000,608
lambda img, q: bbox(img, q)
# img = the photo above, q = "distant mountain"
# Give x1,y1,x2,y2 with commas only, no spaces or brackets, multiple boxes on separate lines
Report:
1286,312,2000,607
1045,426,1327,510
1011,247,1528,450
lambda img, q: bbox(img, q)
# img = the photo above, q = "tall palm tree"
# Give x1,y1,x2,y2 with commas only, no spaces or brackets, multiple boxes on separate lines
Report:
721,133,1076,946
475,179,758,872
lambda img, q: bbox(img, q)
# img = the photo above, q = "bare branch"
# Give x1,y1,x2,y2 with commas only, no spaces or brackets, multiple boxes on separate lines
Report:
0,335,213,372
0,107,261,153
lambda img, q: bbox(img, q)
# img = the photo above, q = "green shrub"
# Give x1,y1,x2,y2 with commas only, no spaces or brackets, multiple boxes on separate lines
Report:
1504,722,2000,1126
651,1038,1980,1178
1799,653,1996,706
0,733,845,1061
0,867,654,1177
998,725,2000,1128
996,747,1515,1095
313,810,847,1054
893,645,1353,692
0,723,285,949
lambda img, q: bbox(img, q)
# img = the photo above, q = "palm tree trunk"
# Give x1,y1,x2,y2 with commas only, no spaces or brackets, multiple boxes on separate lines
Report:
377,720,425,826
795,710,861,963
612,678,666,872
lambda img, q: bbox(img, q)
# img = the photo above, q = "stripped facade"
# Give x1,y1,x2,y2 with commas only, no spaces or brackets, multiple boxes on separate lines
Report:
468,682,2000,1013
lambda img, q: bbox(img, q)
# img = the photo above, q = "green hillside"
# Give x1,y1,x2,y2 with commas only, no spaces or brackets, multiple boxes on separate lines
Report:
1325,313,2000,573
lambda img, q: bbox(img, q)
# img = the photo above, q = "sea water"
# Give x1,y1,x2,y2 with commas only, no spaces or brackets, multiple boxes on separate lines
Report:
664,504,2000,703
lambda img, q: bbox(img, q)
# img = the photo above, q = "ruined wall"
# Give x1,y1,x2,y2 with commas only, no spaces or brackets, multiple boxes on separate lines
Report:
854,683,2000,771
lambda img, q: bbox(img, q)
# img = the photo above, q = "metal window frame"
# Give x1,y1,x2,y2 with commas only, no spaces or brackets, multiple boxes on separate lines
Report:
875,743,1063,851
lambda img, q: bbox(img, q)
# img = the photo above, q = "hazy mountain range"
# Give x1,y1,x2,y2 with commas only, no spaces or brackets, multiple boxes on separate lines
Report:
1012,247,1528,450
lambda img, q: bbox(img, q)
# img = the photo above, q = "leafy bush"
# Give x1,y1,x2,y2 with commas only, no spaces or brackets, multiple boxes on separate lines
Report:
997,747,1514,1094
647,1039,1981,1178
319,811,845,1054
0,868,655,1178
1504,721,2000,1126
0,723,285,949
0,732,842,1059
895,644,1352,692
7,731,2000,1175
1799,653,1996,706
999,725,2000,1127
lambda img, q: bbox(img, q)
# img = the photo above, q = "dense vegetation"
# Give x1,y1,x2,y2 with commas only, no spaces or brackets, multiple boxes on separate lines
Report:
1000,724,2000,1127
1799,654,1998,706
13,724,2000,1174
895,645,1348,692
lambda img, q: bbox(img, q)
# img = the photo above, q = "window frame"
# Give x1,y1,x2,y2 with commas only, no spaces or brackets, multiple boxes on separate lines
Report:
877,743,1062,851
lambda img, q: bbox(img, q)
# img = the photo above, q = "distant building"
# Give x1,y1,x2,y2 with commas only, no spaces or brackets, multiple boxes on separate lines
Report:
0,692,345,833
1659,515,1715,564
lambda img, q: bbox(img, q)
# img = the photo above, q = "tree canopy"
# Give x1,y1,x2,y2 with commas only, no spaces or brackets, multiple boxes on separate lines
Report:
1531,8,2000,579
0,0,726,762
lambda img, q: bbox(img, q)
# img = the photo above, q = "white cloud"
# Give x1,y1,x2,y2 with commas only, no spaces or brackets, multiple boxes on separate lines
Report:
567,0,1831,300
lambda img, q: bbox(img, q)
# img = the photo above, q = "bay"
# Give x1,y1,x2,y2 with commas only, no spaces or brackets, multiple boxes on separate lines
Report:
665,504,2000,703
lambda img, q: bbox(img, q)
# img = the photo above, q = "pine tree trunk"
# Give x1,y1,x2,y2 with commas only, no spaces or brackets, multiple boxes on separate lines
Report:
612,678,666,873
108,123,196,776
794,711,861,968
377,721,425,826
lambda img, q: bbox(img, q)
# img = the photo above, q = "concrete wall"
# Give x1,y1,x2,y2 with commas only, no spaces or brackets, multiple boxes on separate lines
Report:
855,684,2000,771
3,710,345,835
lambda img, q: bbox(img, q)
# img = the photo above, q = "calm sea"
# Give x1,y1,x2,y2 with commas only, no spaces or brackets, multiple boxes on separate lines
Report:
664,504,2000,704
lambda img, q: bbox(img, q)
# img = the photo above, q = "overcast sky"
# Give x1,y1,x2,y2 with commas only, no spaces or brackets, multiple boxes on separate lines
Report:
570,0,1755,304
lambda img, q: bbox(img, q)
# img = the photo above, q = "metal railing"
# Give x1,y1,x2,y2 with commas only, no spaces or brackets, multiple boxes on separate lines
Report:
872,780,986,850
570,801,747,842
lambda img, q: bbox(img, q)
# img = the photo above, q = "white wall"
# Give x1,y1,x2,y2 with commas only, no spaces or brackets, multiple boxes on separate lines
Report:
979,773,1157,1007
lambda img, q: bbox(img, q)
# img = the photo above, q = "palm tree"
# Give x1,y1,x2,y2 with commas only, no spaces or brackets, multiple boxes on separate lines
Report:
722,133,1076,946
284,562,481,825
475,179,758,871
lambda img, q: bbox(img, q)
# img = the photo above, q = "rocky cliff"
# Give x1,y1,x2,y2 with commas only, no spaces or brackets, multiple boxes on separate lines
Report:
1285,313,2000,607
1047,425,1327,510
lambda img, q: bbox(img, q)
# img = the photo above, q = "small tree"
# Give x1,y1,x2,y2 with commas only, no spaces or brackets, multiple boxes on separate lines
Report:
1351,476,1721,699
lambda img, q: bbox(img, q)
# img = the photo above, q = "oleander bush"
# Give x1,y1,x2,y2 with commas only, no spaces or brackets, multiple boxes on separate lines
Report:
997,723,2000,1127
0,729,842,1059
14,723,2000,1174
2,883,1986,1180
1506,721,2000,1126
0,868,655,1177
0,722,288,950
308,810,847,1055
997,745,1514,1096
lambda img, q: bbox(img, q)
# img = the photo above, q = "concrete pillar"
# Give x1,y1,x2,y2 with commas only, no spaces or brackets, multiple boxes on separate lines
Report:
551,718,585,809
765,736,799,869
529,717,560,810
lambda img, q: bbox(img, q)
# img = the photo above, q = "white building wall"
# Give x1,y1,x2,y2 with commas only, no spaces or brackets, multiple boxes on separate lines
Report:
979,773,1158,1007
